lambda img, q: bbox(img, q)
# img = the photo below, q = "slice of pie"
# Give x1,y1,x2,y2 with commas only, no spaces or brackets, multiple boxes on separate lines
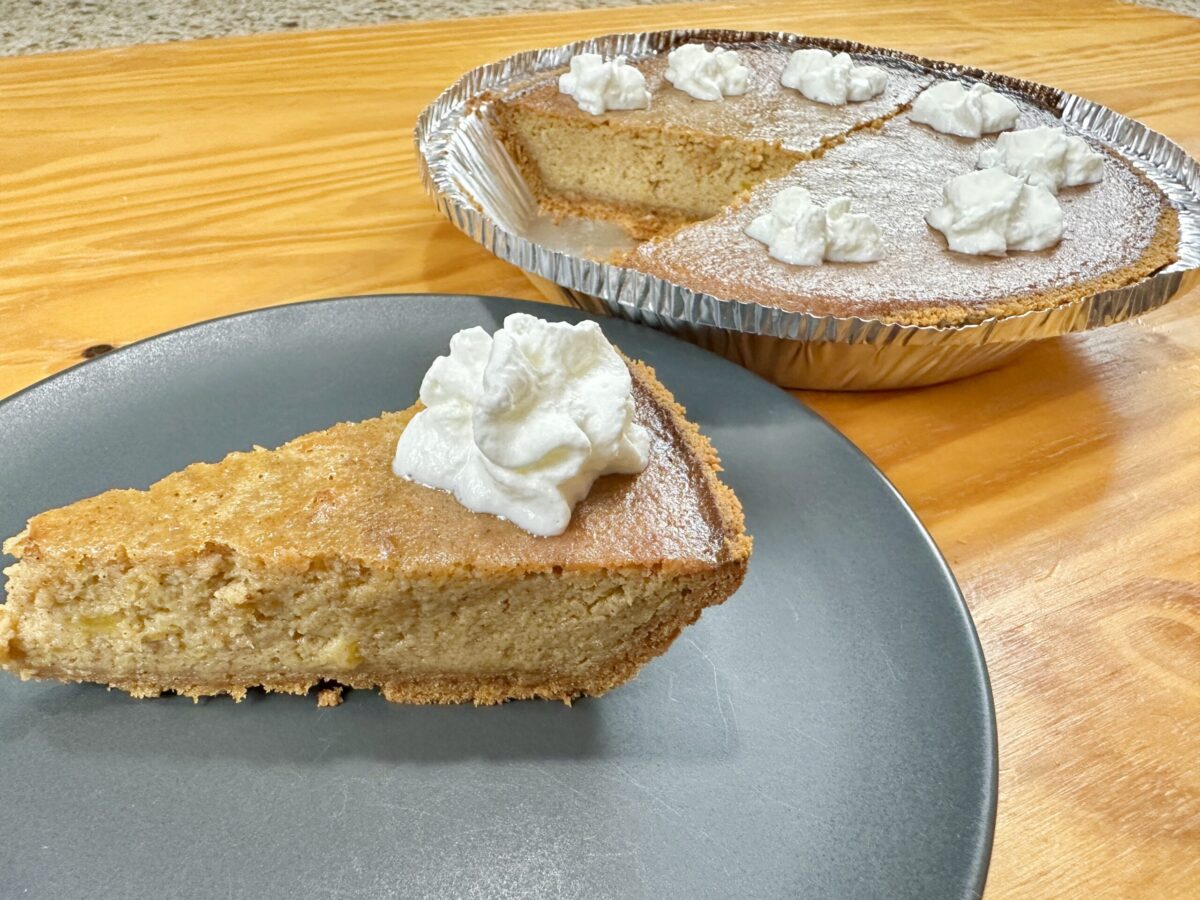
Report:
0,359,750,705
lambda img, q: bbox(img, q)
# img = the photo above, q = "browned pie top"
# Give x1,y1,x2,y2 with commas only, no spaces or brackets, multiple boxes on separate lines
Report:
10,362,749,578
502,44,930,155
625,107,1177,325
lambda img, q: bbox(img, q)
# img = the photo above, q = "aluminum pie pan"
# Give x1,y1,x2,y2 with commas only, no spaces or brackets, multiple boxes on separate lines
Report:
415,28,1200,390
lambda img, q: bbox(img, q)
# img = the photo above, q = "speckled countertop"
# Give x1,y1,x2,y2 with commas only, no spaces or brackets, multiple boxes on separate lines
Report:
1,0,1196,56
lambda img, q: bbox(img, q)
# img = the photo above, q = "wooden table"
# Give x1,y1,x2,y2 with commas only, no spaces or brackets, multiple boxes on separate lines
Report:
2,0,1197,895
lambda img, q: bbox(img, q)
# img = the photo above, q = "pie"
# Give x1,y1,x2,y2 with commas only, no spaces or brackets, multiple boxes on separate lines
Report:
490,42,1178,326
0,359,750,705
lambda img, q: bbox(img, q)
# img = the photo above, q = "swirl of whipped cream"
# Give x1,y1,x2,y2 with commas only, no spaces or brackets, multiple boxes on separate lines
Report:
925,167,1063,256
780,49,887,106
558,53,650,115
664,43,752,101
977,126,1105,192
745,186,884,265
393,314,650,537
910,81,1020,139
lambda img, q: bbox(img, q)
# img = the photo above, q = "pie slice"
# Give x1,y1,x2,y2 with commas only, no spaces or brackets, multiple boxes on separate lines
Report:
0,359,750,705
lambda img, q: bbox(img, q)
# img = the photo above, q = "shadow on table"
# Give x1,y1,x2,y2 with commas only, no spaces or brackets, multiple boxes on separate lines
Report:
802,331,1124,527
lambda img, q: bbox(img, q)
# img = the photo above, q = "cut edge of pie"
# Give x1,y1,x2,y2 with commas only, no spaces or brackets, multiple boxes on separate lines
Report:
489,88,910,241
0,359,751,706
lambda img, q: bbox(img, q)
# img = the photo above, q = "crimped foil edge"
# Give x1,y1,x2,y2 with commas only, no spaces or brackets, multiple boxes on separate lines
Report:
415,29,1200,354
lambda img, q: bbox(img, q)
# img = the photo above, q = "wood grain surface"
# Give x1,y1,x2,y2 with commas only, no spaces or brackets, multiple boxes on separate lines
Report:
1,1,1197,896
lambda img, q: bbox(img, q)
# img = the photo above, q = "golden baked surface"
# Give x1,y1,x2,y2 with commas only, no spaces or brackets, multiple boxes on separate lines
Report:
0,360,752,705
501,46,929,156
10,362,745,576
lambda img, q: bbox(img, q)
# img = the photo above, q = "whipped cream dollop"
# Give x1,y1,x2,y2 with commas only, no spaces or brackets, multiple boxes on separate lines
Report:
558,53,650,115
910,81,1020,138
976,126,1105,192
925,167,1063,255
664,43,751,101
392,313,650,537
780,49,887,106
745,186,884,265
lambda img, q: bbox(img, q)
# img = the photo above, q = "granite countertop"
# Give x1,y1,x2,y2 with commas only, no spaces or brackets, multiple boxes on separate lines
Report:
3,0,1196,56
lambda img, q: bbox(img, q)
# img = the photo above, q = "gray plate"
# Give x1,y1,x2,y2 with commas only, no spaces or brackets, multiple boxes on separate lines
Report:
0,295,995,899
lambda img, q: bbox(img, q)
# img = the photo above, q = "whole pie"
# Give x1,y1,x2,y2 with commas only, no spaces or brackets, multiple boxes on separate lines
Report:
490,40,1178,326
0,359,750,704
